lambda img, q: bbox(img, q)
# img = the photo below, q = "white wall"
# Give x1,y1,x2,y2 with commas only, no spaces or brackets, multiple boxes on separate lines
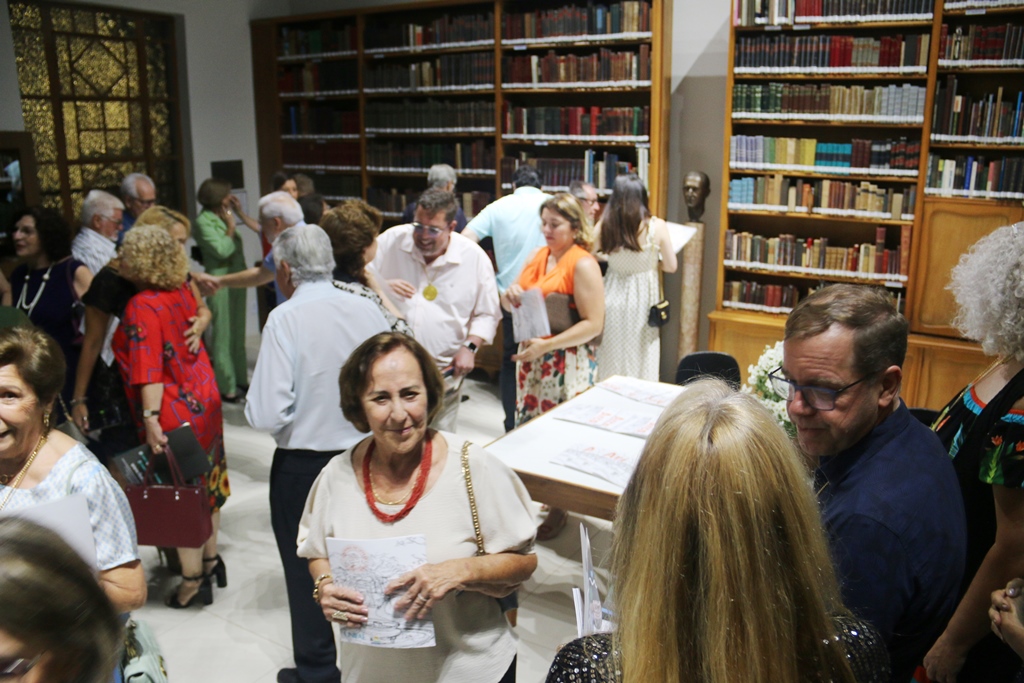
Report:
0,2,23,130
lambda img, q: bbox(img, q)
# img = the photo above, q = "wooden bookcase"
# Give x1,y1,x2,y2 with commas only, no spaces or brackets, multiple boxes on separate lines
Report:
713,0,1024,409
250,0,672,225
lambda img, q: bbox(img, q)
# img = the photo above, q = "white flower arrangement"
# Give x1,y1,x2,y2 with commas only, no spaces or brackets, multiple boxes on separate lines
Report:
741,340,796,438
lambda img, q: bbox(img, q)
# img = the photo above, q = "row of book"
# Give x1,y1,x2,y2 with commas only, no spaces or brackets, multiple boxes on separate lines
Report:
283,104,359,137
282,141,360,168
938,23,1024,64
502,104,650,137
279,21,357,57
364,54,494,90
932,77,1024,142
735,33,930,71
503,47,650,84
728,176,916,218
278,62,357,95
723,281,800,312
925,153,1024,197
724,227,911,278
296,173,361,199
730,135,921,172
735,0,932,26
365,100,494,132
501,2,651,40
366,141,496,172
732,82,926,122
365,13,493,51
367,187,494,218
499,149,648,190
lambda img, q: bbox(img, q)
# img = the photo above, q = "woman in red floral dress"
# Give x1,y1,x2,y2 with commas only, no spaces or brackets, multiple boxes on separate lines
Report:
113,225,229,609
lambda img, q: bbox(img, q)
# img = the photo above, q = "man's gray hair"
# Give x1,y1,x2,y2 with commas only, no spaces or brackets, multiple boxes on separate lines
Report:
81,189,124,227
427,164,457,189
120,172,154,200
273,224,336,286
259,191,304,227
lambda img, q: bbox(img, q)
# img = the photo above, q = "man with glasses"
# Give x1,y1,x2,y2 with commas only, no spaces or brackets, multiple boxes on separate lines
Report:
118,172,157,238
72,189,124,275
777,284,966,682
373,187,500,431
569,179,600,224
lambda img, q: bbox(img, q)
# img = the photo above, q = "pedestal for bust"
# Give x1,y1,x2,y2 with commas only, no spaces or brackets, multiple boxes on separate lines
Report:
678,221,704,358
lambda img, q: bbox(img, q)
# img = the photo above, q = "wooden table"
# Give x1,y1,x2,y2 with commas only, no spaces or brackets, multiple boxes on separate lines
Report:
486,378,678,520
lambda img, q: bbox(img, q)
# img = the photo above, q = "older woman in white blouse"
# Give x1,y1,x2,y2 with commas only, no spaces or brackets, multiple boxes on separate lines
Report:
298,332,536,683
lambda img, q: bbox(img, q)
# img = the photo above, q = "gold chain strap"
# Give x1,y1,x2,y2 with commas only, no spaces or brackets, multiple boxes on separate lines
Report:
460,441,485,557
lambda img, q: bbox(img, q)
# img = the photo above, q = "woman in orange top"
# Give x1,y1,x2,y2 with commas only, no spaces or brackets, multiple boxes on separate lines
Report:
502,193,605,539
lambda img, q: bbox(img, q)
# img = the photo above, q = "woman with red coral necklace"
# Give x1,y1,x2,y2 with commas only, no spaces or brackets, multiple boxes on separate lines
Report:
298,333,537,683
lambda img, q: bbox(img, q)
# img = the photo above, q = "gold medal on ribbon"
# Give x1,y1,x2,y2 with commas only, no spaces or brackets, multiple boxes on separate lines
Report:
423,283,438,301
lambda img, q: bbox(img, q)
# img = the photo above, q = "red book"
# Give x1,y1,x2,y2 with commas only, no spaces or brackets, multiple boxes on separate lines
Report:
590,106,600,135
899,223,912,276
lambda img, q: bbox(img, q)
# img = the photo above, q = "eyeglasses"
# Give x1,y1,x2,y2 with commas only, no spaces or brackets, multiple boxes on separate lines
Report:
132,197,157,208
0,654,42,678
767,367,875,411
411,222,444,238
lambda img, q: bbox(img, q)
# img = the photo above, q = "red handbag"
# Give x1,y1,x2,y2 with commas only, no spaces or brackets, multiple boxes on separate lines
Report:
125,439,212,549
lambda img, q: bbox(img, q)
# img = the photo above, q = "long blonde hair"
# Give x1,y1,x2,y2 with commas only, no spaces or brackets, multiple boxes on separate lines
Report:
611,379,857,683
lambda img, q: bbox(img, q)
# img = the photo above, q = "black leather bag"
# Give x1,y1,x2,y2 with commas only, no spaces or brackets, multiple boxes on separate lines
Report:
648,299,670,327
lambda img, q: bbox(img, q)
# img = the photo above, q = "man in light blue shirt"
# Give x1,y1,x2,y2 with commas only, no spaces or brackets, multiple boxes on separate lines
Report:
464,165,548,431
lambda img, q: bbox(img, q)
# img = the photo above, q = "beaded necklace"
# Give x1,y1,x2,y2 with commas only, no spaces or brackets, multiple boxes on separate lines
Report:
362,437,432,524
15,264,54,318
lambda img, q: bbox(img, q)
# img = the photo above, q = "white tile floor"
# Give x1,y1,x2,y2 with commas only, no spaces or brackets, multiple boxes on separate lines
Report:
134,373,612,682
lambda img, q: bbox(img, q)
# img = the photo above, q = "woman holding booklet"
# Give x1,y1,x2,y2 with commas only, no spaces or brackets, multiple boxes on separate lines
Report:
298,332,536,683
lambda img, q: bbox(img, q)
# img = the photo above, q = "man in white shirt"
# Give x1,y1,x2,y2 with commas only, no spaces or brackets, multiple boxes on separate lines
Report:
72,189,124,275
373,188,500,432
245,223,389,683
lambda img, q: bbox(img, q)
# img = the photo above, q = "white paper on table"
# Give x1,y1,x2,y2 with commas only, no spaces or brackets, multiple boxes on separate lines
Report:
665,221,697,254
555,403,658,438
597,375,685,408
511,288,550,342
326,535,435,649
550,446,639,489
0,494,97,569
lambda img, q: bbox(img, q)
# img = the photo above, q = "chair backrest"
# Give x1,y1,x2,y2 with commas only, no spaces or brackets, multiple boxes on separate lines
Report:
675,351,742,388
908,407,940,428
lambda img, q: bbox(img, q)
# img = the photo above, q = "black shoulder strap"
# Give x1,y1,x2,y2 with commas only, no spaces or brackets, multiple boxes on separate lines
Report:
958,365,1024,468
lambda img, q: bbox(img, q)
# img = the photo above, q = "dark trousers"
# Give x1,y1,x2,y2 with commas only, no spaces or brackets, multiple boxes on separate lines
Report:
270,447,343,683
501,310,517,432
498,655,516,683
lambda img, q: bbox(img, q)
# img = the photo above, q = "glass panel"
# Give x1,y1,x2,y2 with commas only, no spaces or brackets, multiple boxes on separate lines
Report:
56,35,71,96
20,99,56,163
145,19,169,42
80,131,105,158
76,102,102,130
146,41,168,98
13,29,49,97
73,9,96,35
69,191,84,221
37,163,60,193
125,42,138,98
104,101,128,129
153,161,175,184
9,3,42,30
79,163,127,190
73,38,126,97
128,102,144,154
68,165,82,191
51,7,72,32
41,194,62,212
63,102,79,161
106,130,130,156
149,102,171,156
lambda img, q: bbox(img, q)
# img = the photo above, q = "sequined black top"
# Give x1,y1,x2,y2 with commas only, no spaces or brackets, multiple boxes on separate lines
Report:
544,615,891,683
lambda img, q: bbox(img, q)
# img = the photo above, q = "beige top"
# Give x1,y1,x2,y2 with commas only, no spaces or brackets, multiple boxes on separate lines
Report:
297,434,536,683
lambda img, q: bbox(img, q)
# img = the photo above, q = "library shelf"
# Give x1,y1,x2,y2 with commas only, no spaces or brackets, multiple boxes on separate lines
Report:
362,86,495,97
277,50,357,62
733,18,933,31
732,116,924,127
366,127,496,135
280,133,360,140
366,167,497,177
924,187,1024,199
928,141,1024,151
729,165,918,180
501,32,652,49
364,39,495,56
727,206,916,224
722,300,794,315
735,66,927,76
282,164,361,173
501,135,649,146
279,90,359,99
724,261,908,286
501,80,652,91
734,72,929,81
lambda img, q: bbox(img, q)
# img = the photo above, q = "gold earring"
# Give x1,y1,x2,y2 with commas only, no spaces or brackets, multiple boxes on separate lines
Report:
43,411,51,430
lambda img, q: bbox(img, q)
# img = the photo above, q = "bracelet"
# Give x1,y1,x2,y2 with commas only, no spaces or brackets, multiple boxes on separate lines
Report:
313,573,333,604
69,397,87,406
142,409,160,419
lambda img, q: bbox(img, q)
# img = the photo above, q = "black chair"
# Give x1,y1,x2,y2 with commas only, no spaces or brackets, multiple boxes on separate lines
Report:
909,407,940,427
675,351,742,389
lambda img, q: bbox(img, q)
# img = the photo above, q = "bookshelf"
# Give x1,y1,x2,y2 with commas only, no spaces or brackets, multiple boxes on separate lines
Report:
251,0,670,225
712,0,1024,409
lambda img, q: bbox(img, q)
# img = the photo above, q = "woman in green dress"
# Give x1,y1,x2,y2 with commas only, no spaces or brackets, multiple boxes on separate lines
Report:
193,178,247,402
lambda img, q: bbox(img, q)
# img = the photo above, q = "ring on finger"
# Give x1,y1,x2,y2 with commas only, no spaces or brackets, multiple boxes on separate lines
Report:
415,594,428,604
331,610,349,622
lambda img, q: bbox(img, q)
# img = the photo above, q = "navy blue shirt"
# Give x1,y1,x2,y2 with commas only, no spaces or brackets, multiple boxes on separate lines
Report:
815,402,967,683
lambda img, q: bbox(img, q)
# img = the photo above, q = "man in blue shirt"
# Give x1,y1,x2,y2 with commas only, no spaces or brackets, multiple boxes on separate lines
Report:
118,172,156,242
776,284,967,682
464,165,548,432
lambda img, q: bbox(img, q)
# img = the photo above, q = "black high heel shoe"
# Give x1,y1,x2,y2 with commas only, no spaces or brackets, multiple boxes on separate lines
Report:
165,574,213,608
203,554,227,588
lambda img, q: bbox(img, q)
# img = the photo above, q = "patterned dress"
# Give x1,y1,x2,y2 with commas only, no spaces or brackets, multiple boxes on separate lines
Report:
933,381,1024,681
113,283,229,510
597,223,662,381
515,245,598,426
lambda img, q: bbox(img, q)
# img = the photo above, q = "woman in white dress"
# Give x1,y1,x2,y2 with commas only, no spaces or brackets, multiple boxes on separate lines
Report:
595,174,676,381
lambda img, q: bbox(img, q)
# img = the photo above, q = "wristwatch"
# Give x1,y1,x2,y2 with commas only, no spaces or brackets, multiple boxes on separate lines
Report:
142,409,160,419
464,341,479,354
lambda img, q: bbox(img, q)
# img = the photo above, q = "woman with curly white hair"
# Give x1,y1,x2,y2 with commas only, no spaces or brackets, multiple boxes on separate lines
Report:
923,223,1024,683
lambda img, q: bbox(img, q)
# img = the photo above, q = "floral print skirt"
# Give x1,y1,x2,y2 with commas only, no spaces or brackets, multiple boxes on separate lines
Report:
515,343,598,427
